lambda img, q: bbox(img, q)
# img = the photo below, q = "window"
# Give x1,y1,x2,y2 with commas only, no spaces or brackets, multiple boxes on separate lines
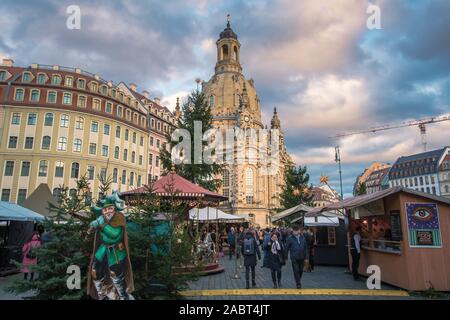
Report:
21,161,31,176
60,114,69,127
89,143,97,155
106,102,112,113
47,91,57,103
38,160,48,177
91,121,98,132
137,175,142,187
27,113,37,125
65,76,73,87
150,137,154,146
121,170,126,184
117,106,123,117
52,75,62,85
125,129,129,141
431,176,435,184
130,172,134,186
71,162,80,178
93,99,101,111
155,156,159,167
149,153,153,165
63,93,72,104
0,70,6,81
131,151,136,163
156,139,160,148
245,168,254,203
44,113,54,126
115,126,121,138
77,95,86,107
102,145,108,157
112,168,118,183
53,188,62,200
73,138,82,152
11,113,20,125
100,168,107,181
77,78,85,89
140,136,144,146
87,166,95,180
24,137,34,149
100,86,107,95
139,155,143,166
132,132,136,144
8,136,17,148
445,185,449,193
15,88,25,101
157,122,161,131
209,95,215,107
55,161,64,177
17,189,27,204
42,136,51,150
223,170,230,187
4,161,14,177
30,89,40,102
1,189,11,202
75,117,84,130
22,72,31,82
103,124,110,135
114,146,120,159
123,149,128,161
432,186,436,195
57,137,67,151
246,196,254,204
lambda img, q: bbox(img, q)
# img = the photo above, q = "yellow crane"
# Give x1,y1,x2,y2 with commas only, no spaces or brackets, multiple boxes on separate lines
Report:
330,115,450,152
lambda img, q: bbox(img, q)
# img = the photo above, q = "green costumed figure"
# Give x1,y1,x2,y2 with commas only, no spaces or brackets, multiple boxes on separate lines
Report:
87,191,134,300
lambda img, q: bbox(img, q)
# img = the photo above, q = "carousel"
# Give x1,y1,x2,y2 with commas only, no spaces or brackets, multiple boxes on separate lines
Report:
120,169,231,275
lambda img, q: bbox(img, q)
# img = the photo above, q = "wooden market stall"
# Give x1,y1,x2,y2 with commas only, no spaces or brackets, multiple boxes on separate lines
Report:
314,186,450,291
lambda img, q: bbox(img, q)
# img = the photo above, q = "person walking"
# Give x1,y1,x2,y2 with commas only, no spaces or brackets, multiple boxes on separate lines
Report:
262,228,271,268
236,225,246,260
351,227,362,280
242,231,261,289
21,233,41,281
227,227,236,260
304,227,315,272
285,225,309,289
265,232,285,288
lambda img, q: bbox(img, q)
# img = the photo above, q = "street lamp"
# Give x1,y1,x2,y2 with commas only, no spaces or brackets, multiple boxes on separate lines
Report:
335,146,344,200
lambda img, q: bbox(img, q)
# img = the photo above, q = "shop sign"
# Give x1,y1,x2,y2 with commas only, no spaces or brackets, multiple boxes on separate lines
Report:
406,202,442,248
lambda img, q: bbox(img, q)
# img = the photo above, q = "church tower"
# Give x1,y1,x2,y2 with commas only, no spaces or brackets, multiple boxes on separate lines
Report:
202,17,291,227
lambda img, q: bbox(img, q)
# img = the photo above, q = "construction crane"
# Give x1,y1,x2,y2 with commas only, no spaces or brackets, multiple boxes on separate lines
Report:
330,115,450,152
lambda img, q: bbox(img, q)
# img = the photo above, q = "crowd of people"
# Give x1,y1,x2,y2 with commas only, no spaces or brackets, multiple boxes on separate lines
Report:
227,225,316,289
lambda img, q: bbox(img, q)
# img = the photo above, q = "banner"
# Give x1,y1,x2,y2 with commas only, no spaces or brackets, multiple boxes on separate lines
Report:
406,202,442,248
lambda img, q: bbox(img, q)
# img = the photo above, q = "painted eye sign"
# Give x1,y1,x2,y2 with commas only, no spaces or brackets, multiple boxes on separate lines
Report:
413,207,433,221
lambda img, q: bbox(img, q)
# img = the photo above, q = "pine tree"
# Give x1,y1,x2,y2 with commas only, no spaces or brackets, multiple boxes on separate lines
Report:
355,181,367,196
160,90,223,191
279,164,314,210
8,175,94,299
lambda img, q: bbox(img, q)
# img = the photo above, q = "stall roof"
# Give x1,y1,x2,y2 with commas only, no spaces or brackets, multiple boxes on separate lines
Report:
291,216,340,227
189,207,245,222
0,202,45,222
271,204,313,222
307,186,450,216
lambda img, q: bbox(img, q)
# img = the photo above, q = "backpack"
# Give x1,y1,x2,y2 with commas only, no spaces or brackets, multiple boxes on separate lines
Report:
243,238,255,256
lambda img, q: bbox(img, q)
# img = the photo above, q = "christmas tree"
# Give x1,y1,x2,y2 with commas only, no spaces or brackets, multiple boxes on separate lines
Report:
160,90,223,191
279,164,314,210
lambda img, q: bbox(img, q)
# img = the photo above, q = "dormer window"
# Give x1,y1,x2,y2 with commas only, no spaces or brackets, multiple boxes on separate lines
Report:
111,89,116,98
22,72,32,83
0,70,6,81
37,73,46,84
77,78,86,89
119,92,124,102
91,82,98,92
100,85,107,95
52,75,62,85
65,76,74,87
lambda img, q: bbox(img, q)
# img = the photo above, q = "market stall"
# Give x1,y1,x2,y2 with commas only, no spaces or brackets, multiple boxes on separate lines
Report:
0,201,44,275
313,186,450,291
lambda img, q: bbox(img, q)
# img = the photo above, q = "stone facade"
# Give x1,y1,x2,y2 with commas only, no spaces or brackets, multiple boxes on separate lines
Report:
202,21,291,227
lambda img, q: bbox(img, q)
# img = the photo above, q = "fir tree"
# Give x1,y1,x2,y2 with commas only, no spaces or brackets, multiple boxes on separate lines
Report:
160,90,223,191
279,164,314,210
355,181,367,196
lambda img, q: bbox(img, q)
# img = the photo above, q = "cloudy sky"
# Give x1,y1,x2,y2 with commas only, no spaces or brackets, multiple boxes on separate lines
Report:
1,0,449,197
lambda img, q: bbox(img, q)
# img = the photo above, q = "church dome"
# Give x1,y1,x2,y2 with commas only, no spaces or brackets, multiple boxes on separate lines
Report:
219,21,238,40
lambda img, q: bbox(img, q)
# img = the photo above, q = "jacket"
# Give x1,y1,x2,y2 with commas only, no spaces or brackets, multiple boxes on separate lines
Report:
285,233,309,261
241,234,261,267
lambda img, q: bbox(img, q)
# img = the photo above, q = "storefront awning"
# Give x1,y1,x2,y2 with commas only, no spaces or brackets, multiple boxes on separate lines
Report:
189,207,245,222
0,201,45,222
291,216,340,227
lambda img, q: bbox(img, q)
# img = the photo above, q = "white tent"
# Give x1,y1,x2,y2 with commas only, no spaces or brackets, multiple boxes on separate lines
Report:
189,207,245,222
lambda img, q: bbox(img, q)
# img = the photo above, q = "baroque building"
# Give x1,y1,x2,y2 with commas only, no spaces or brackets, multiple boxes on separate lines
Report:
202,20,291,227
0,58,176,205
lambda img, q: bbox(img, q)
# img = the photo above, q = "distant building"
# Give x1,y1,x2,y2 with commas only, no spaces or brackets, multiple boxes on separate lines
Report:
365,167,391,194
312,184,341,207
439,154,450,198
388,147,450,196
353,162,391,195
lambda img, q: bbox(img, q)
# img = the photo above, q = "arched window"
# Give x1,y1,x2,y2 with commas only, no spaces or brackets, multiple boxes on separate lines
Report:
114,146,120,159
70,162,80,179
15,89,24,101
60,114,69,127
42,136,51,150
112,168,118,183
233,46,238,61
222,44,229,59
130,172,134,186
131,151,136,163
44,113,53,126
73,138,82,152
75,117,84,130
245,167,254,204
209,95,215,108
57,137,67,151
30,89,40,102
53,188,62,199
121,170,127,184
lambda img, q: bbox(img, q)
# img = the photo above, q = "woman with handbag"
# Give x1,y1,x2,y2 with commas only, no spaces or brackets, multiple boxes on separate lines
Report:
21,233,41,281
265,232,285,288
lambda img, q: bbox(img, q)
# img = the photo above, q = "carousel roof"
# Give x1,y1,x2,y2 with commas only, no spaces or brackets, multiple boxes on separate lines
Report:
120,172,228,202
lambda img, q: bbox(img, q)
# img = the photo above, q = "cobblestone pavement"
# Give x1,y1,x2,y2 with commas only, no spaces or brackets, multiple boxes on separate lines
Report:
185,255,426,300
